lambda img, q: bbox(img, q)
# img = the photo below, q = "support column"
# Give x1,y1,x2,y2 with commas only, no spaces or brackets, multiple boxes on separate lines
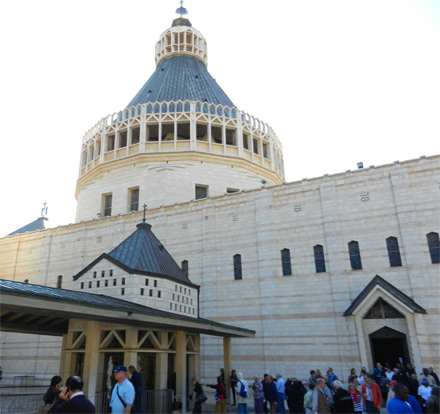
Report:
223,337,232,401
82,321,102,404
59,333,72,383
175,331,187,413
124,327,138,370
156,332,169,390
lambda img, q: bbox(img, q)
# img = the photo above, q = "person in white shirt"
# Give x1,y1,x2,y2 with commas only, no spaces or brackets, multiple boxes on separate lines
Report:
418,378,433,410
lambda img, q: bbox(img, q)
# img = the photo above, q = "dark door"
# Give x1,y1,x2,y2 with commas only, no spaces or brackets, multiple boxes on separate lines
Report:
369,326,411,368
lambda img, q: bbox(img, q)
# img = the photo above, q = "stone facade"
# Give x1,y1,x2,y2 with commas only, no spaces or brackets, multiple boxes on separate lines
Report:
1,155,439,383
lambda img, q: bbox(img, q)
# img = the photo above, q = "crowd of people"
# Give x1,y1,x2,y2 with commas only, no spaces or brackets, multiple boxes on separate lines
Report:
190,365,440,414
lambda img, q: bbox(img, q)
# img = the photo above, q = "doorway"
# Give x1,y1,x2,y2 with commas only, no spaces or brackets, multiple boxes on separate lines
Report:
369,326,411,368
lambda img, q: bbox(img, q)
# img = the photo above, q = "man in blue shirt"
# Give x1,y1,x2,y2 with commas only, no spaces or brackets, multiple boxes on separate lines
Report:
276,373,286,414
110,366,135,414
387,383,422,414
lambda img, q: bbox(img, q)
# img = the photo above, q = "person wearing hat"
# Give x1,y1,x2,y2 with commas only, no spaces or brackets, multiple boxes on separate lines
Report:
110,365,135,414
48,375,95,413
418,378,433,412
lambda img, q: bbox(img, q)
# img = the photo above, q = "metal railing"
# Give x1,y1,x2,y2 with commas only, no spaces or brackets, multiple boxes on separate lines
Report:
0,387,46,414
95,389,174,414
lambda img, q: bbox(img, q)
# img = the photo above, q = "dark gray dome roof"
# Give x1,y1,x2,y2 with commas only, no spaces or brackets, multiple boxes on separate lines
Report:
126,55,235,108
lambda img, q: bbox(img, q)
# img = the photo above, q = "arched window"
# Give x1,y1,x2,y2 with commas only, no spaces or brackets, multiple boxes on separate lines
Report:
386,237,402,267
348,241,362,270
181,260,189,277
233,254,242,280
426,232,440,264
314,245,326,273
281,248,292,276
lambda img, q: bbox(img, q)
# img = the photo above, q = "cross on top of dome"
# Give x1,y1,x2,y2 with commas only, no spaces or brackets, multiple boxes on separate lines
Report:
175,0,188,17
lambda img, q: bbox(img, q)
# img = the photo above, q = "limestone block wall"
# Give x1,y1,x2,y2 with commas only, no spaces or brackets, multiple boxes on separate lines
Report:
75,159,272,223
0,155,439,383
71,258,199,317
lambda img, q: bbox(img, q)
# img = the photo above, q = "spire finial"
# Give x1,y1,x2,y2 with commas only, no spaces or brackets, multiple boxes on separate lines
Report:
176,0,188,16
142,204,147,222
41,202,48,217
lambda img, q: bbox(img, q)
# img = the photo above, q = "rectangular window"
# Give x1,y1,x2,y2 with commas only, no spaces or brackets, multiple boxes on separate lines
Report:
176,122,190,140
349,241,362,270
149,289,153,297
234,254,242,280
122,278,125,286
145,279,149,286
281,249,292,276
106,134,115,151
173,294,175,301
131,127,140,145
426,232,440,264
140,288,144,296
119,130,127,148
181,260,189,277
226,128,236,146
211,126,222,144
129,188,139,212
93,271,97,278
314,245,326,273
105,280,108,287
158,291,161,298
109,270,113,277
81,282,84,289
227,188,239,194
196,123,208,141
386,237,402,267
113,279,117,286
154,280,157,287
243,133,249,150
57,275,63,289
103,194,112,217
195,185,208,200
253,138,259,154
88,282,92,288
147,124,159,141
161,123,174,141
97,281,100,288
101,270,105,277
121,288,125,296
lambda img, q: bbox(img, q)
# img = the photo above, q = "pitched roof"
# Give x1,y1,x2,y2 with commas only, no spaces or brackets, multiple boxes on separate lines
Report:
343,274,427,316
75,222,193,285
8,217,48,236
0,279,255,338
126,55,235,108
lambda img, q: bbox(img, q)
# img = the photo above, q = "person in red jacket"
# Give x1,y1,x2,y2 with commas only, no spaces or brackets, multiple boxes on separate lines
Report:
361,374,383,414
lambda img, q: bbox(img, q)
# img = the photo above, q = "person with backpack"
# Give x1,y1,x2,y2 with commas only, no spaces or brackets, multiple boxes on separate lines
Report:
207,376,227,414
235,372,249,414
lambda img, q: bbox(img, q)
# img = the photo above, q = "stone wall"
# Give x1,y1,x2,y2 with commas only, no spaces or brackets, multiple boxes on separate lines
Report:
0,155,438,383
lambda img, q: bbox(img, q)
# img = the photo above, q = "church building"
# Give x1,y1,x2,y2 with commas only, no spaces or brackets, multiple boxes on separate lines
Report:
0,3,439,398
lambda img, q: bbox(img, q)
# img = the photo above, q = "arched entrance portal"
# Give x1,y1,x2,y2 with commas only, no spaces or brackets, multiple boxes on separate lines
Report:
369,326,411,368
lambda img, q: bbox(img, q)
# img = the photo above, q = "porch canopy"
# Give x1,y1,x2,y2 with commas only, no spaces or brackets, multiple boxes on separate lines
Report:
0,279,254,338
0,279,254,410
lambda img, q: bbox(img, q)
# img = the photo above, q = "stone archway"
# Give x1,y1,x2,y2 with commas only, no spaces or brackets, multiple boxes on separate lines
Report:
343,275,426,372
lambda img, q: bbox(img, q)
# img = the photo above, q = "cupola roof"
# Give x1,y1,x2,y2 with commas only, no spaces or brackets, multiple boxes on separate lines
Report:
126,6,234,108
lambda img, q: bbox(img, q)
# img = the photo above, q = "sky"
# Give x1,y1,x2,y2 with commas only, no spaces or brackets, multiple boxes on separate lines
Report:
0,0,439,237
